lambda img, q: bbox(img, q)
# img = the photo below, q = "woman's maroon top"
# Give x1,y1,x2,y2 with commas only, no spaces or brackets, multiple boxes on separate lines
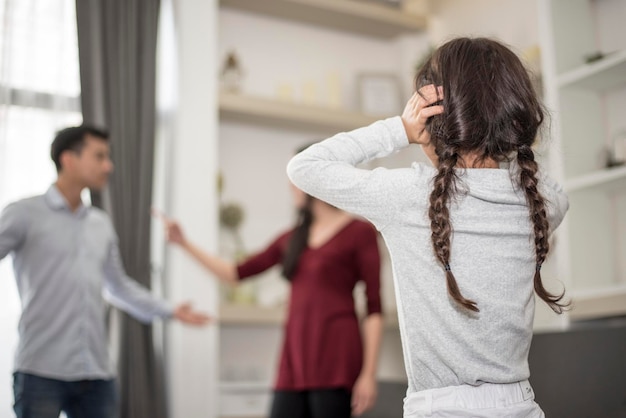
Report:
236,219,382,391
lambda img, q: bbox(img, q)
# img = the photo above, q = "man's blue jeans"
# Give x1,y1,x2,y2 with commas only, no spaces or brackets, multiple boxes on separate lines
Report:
13,372,118,418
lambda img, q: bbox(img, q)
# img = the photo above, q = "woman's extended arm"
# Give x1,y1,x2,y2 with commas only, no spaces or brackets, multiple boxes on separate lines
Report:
155,211,238,284
156,210,287,284
177,235,238,284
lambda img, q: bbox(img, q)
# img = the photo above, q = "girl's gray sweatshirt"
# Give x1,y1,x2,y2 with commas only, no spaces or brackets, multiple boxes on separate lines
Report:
287,116,569,393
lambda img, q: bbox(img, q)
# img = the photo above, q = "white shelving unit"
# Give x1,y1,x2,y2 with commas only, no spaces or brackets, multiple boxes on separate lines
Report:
219,92,381,133
219,377,272,418
219,302,400,328
564,165,626,193
538,0,626,323
557,48,626,90
219,302,286,326
220,0,426,38
217,3,422,416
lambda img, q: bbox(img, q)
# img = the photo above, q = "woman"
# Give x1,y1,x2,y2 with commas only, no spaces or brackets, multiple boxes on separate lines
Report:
159,180,383,418
287,37,569,417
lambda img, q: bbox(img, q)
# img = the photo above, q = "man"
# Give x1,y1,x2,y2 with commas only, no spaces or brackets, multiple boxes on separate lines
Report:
0,126,209,418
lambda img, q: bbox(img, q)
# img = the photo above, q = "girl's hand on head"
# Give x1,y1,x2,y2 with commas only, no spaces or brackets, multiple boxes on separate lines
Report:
401,84,444,145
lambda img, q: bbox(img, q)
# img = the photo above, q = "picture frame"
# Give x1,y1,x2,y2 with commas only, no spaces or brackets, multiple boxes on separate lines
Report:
357,73,403,117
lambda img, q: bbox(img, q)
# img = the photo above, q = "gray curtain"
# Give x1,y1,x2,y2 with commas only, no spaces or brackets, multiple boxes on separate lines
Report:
75,1,166,418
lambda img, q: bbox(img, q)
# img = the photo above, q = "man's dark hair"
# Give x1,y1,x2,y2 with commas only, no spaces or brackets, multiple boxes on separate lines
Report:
50,125,109,172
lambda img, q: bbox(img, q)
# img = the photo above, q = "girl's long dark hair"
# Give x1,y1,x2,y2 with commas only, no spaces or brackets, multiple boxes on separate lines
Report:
416,37,568,313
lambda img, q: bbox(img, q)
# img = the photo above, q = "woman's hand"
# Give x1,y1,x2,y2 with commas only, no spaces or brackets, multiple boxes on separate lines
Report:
152,208,238,284
401,84,444,145
165,221,187,246
153,208,187,247
351,373,377,416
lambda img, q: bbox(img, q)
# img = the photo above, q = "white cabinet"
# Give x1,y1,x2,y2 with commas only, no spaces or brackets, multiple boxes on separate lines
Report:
219,381,272,418
538,0,626,323
220,0,426,38
217,1,428,132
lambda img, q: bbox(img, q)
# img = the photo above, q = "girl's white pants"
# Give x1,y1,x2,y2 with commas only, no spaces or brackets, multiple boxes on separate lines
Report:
404,380,545,418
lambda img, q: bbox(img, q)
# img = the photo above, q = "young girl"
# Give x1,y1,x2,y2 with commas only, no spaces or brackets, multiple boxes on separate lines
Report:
158,181,383,418
287,37,569,417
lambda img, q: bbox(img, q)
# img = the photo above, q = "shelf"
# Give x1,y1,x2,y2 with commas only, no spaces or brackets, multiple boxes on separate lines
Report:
219,302,399,328
569,285,626,321
557,49,626,91
219,303,286,325
220,0,426,38
219,92,383,133
564,166,626,193
220,381,272,391
219,416,263,418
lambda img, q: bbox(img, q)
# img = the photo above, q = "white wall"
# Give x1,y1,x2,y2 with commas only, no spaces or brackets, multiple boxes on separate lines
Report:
428,0,539,50
165,0,219,417
0,261,20,417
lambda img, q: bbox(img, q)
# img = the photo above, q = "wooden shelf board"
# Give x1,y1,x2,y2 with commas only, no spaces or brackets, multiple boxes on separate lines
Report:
220,0,426,38
558,49,626,91
569,285,626,321
564,166,626,193
220,381,272,391
219,92,383,133
219,416,264,418
219,302,399,329
219,303,286,325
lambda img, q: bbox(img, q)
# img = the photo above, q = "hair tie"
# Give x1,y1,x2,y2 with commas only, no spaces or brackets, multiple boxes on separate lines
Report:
536,263,542,272
444,264,451,272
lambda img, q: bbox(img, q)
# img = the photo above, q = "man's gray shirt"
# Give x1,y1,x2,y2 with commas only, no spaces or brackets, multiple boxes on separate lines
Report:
0,185,173,380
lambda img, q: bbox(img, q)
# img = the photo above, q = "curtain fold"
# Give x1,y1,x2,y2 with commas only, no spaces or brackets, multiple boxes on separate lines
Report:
75,1,166,417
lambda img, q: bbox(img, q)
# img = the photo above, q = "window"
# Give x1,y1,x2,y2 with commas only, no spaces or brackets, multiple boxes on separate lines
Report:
0,0,81,414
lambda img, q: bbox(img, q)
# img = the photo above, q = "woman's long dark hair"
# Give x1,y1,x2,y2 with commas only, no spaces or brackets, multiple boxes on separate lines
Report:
416,37,568,313
282,194,314,279
282,144,316,280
